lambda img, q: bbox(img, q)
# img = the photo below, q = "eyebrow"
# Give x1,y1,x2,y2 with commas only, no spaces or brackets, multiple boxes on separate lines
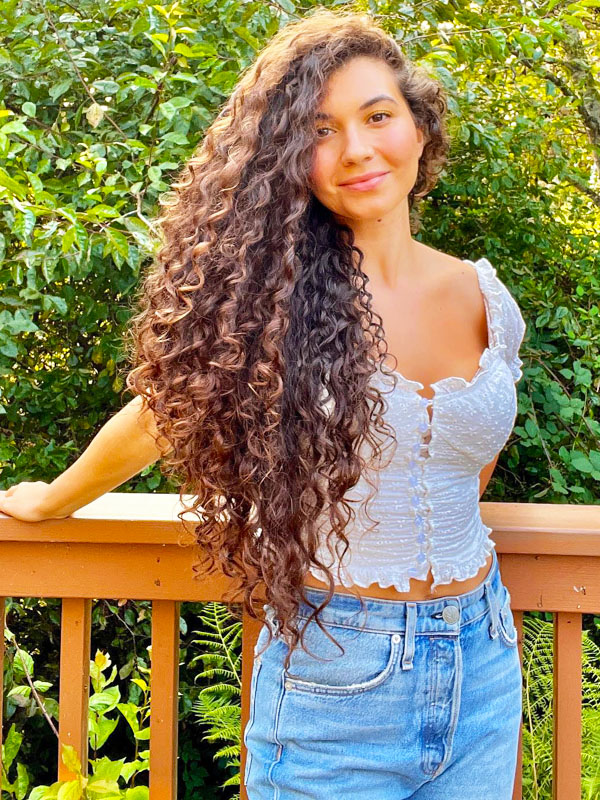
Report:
315,94,399,121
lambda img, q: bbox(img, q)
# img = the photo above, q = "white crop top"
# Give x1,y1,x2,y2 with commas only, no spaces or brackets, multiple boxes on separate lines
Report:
309,256,527,592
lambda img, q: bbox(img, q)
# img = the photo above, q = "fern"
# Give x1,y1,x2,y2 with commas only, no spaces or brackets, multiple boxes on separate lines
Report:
522,613,600,800
189,602,243,800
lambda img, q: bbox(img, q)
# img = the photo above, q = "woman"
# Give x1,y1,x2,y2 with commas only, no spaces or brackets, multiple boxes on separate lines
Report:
0,8,526,799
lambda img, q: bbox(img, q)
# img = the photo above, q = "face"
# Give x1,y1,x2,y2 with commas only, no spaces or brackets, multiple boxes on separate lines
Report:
308,56,425,223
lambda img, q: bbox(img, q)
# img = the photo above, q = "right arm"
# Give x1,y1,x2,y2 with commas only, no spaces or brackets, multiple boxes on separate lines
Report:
0,396,174,522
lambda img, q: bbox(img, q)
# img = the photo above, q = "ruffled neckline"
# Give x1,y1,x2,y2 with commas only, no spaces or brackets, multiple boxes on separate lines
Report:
373,256,507,398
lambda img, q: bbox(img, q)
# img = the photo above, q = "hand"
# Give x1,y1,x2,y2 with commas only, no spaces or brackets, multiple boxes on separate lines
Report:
0,481,71,522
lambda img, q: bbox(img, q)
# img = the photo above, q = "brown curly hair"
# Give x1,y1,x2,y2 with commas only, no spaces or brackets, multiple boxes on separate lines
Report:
123,7,450,669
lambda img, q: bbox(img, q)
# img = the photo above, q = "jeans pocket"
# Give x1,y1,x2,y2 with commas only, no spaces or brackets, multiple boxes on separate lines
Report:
243,646,264,784
283,619,402,696
497,587,518,648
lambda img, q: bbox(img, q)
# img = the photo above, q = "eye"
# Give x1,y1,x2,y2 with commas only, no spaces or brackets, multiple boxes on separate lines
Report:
315,111,391,139
369,111,391,123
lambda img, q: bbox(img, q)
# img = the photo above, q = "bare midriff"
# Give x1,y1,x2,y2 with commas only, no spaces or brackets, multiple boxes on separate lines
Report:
303,552,494,601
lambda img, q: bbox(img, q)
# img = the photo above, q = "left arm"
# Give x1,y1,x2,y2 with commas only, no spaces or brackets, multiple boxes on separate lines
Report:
479,453,499,498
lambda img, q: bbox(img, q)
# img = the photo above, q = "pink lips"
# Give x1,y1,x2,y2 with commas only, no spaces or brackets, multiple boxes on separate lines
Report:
340,172,388,191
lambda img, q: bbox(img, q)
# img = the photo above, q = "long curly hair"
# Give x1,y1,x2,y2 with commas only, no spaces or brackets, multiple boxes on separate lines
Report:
123,7,450,669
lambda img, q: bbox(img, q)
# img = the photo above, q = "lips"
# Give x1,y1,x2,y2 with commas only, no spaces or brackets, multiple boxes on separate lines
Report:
340,171,388,186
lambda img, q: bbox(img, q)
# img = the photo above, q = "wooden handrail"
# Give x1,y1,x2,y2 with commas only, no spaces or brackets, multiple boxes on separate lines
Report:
0,496,598,799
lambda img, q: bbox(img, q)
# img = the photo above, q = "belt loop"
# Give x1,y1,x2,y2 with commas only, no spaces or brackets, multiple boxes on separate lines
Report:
263,603,280,636
484,574,500,639
401,603,417,670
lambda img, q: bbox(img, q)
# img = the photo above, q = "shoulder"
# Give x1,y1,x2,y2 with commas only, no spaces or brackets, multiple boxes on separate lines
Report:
418,244,487,322
418,244,527,378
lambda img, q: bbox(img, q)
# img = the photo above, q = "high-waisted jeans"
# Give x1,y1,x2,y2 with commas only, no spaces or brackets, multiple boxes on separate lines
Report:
244,547,522,799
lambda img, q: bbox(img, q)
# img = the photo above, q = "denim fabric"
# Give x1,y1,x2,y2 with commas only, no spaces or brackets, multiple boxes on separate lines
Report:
244,548,522,799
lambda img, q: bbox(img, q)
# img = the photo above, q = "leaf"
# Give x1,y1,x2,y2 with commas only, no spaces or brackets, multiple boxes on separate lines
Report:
89,757,125,782
89,714,119,750
117,702,140,733
57,780,83,800
86,103,104,128
125,788,149,800
147,166,162,183
89,686,121,713
14,208,36,241
571,451,593,474
0,167,28,199
15,762,29,800
91,80,120,94
107,229,129,261
13,648,34,680
2,724,23,770
524,418,537,438
27,789,52,800
589,451,600,471
233,26,260,50
49,80,72,101
61,744,82,775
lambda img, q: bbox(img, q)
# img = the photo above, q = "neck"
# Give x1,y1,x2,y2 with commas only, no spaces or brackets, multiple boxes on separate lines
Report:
341,200,422,288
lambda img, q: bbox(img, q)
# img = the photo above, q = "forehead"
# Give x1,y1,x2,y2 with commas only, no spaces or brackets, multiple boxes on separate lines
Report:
317,57,401,109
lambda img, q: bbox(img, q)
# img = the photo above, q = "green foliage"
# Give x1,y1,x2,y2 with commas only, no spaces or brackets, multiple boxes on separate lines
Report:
189,604,243,799
0,0,598,499
521,614,600,799
4,649,152,800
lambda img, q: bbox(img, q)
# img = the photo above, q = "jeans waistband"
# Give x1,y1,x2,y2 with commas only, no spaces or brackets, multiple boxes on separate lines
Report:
264,547,503,632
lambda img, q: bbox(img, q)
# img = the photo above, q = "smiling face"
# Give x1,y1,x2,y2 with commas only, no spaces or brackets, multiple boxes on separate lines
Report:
308,56,425,224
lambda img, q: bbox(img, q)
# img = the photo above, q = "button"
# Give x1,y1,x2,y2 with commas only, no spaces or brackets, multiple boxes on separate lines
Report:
417,552,427,563
284,680,293,690
392,633,401,643
442,606,460,624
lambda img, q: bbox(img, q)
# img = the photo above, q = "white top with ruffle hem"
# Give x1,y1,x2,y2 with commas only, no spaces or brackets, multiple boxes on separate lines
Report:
308,256,527,592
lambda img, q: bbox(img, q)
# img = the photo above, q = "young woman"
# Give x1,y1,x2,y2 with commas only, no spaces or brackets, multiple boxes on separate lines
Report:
0,8,526,799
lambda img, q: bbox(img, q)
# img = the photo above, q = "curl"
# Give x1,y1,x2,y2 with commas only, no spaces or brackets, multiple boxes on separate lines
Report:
122,7,450,670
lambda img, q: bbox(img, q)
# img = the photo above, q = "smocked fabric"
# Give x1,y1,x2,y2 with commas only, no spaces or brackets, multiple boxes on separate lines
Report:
309,257,527,592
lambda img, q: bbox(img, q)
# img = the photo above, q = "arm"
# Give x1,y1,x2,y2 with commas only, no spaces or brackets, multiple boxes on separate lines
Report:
478,453,499,498
0,396,174,521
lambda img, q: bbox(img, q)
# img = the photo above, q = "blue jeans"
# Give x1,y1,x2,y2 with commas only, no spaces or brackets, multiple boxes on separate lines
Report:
244,548,522,799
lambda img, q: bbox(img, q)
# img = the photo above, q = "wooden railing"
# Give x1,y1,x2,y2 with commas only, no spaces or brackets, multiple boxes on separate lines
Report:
0,496,598,799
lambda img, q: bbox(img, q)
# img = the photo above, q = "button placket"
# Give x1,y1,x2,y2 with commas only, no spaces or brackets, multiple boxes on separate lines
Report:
408,399,435,570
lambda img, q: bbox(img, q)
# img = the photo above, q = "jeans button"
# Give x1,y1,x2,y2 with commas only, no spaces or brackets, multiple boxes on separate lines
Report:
442,606,459,624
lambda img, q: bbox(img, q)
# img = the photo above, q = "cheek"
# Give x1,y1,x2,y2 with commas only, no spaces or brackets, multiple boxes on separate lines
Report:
381,125,420,165
309,149,334,195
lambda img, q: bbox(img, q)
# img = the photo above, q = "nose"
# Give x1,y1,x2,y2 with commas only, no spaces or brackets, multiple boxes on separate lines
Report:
340,125,374,165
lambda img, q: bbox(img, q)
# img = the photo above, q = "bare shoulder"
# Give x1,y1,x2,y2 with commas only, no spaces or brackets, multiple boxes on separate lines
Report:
417,243,481,302
417,243,487,340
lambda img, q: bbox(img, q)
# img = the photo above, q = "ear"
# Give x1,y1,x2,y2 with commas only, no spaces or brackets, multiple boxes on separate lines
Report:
416,126,426,157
